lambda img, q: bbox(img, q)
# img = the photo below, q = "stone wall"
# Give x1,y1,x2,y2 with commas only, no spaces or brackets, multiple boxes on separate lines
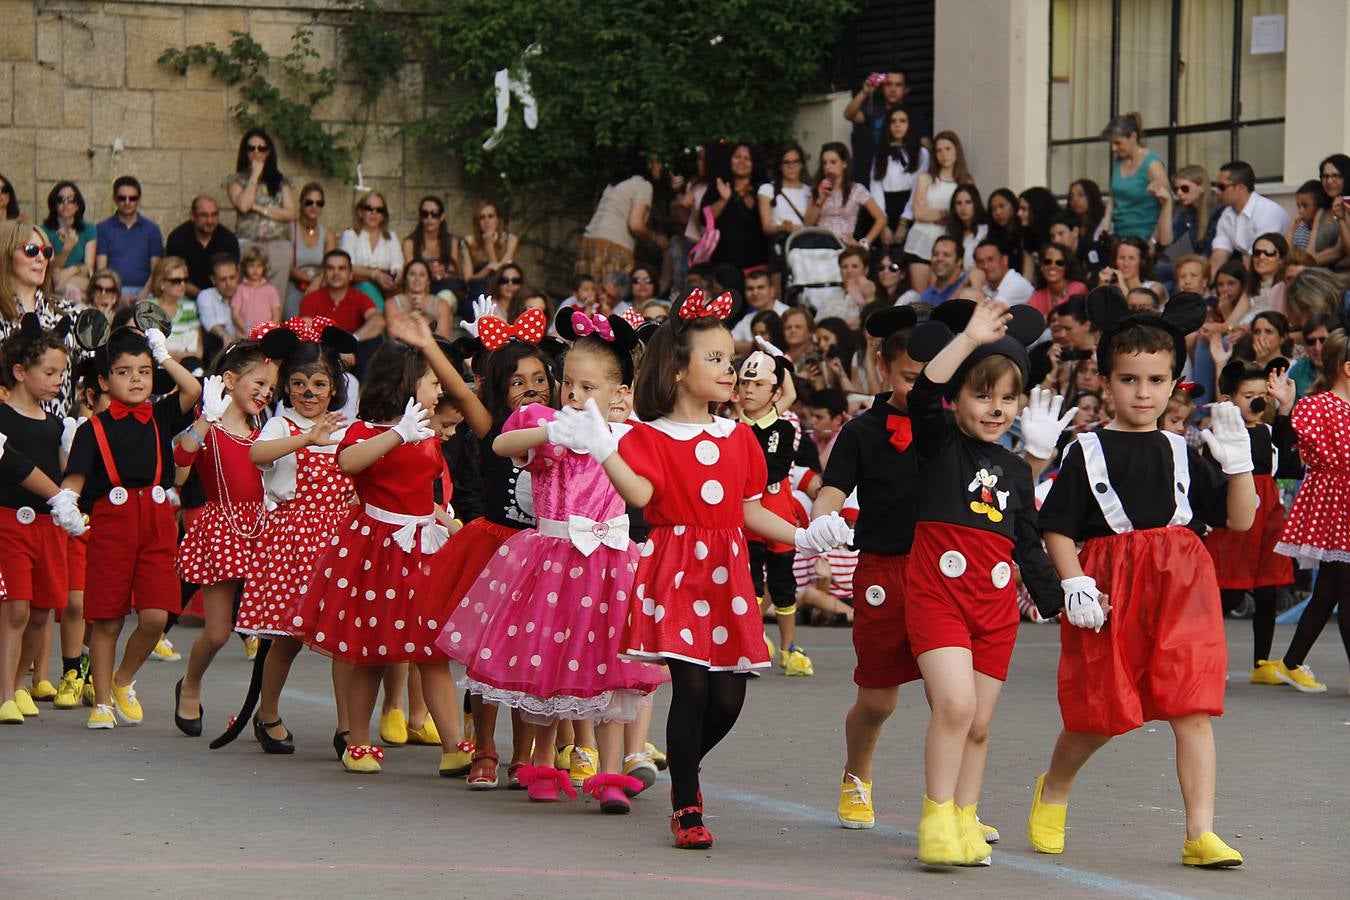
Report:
0,0,513,275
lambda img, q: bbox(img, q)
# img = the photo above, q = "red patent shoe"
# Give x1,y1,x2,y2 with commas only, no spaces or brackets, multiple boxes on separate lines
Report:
671,805,714,849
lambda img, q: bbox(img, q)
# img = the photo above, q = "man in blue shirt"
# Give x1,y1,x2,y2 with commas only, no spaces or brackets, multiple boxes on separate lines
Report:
96,176,163,300
894,235,967,306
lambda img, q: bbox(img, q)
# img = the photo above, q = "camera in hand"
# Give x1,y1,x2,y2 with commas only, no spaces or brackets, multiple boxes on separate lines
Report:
1059,347,1094,362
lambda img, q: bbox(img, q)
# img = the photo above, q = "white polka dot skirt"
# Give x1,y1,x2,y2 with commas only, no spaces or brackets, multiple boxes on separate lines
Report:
175,501,266,587
237,498,353,636
622,525,771,673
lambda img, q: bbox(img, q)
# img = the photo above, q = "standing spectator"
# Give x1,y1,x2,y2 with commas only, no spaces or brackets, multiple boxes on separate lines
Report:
842,69,929,188
231,244,282,336
39,181,97,304
1210,160,1291,268
1015,187,1060,279
96,176,162,299
700,142,769,273
804,142,885,248
1155,165,1218,281
403,195,464,301
225,127,297,301
903,131,972,291
164,195,240,298
145,256,202,362
0,173,20,221
287,182,336,319
759,141,812,297
672,144,711,290
389,259,453,339
300,250,385,371
461,200,519,298
1027,242,1087,316
869,107,929,248
1101,113,1169,240
731,269,789,353
340,192,403,309
0,221,79,413
971,237,1033,304
946,184,988,271
195,253,240,363
577,157,667,281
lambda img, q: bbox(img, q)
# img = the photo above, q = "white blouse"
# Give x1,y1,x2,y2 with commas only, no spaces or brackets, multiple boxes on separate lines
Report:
339,228,404,280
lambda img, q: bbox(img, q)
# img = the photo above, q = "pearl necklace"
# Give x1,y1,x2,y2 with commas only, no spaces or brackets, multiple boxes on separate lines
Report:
209,424,268,539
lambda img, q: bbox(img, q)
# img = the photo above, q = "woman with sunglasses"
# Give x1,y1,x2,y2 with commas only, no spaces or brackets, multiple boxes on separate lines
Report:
628,263,658,309
145,256,202,363
403,195,464,304
226,128,297,302
1027,242,1087,317
464,201,519,300
340,192,403,310
1288,313,1337,398
0,221,79,413
489,263,526,313
286,182,336,320
87,269,123,320
0,173,21,223
875,252,908,304
1154,165,1218,288
39,182,97,305
1243,233,1290,325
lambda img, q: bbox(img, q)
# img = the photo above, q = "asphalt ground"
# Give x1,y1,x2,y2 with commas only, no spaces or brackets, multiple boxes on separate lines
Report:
5,618,1348,899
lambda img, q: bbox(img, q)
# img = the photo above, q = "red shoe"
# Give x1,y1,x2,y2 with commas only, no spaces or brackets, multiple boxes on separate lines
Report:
582,773,644,813
671,805,714,849
465,750,499,790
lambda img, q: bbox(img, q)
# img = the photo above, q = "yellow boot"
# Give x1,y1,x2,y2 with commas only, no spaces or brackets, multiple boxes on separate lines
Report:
959,803,993,865
1027,773,1067,854
917,796,964,866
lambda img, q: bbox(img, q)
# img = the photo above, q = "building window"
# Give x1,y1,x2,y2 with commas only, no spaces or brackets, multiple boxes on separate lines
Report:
1048,0,1286,194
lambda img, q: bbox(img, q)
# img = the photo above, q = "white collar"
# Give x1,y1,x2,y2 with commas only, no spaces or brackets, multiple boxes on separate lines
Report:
282,408,318,429
1238,192,1261,218
646,416,737,440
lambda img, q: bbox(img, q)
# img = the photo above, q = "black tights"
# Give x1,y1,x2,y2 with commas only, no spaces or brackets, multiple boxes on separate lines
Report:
666,660,748,819
1283,561,1350,669
1221,587,1278,666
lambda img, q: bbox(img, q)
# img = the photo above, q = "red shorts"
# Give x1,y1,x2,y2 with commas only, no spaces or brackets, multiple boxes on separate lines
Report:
905,522,1019,681
851,551,919,688
66,533,87,593
1204,474,1292,590
83,489,181,621
0,511,69,609
1060,527,1225,736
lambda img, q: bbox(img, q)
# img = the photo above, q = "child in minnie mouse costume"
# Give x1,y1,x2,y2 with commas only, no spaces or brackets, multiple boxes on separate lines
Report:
1029,287,1257,868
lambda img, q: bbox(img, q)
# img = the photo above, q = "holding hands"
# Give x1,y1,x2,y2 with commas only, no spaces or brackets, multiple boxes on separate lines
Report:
794,512,854,553
1061,575,1105,632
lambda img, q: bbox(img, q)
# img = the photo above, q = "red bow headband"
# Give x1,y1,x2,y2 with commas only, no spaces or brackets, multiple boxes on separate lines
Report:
477,307,547,351
676,288,735,326
619,308,646,330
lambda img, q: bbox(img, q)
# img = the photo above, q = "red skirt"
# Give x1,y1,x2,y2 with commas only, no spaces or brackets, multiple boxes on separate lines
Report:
428,517,522,625
1060,527,1225,737
175,501,266,586
1204,474,1292,590
237,497,352,636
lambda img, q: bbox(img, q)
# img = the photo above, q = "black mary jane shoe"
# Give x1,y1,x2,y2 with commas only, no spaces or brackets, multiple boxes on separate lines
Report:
174,678,203,737
253,714,295,755
333,729,350,760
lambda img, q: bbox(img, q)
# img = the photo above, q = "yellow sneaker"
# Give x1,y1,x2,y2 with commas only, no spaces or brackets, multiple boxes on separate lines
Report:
407,715,441,745
959,802,993,866
87,703,116,729
111,680,143,726
622,750,658,794
782,645,814,677
151,637,181,661
1182,831,1243,867
645,741,667,771
554,742,574,770
569,745,598,787
1250,660,1285,685
439,741,475,777
1027,773,1067,854
379,708,408,745
0,699,24,724
82,679,95,707
917,796,965,866
14,689,39,717
978,816,1000,843
29,679,57,702
243,635,260,660
1270,659,1327,693
341,745,383,773
765,633,776,663
54,669,84,709
837,773,875,829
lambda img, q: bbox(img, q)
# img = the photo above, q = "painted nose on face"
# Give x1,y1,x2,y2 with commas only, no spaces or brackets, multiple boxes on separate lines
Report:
303,390,317,399
990,407,1003,418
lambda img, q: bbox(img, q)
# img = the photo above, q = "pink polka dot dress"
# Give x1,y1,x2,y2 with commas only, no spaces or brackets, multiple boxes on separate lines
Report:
237,416,355,636
437,404,665,722
175,426,267,586
292,421,448,664
1276,391,1350,566
619,417,770,673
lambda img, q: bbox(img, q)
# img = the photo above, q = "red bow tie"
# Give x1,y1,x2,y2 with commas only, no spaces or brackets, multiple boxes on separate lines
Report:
677,288,735,322
109,399,154,424
477,308,547,351
885,414,912,453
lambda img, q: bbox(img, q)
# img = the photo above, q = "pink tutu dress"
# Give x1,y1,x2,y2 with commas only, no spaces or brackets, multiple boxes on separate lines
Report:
436,403,666,722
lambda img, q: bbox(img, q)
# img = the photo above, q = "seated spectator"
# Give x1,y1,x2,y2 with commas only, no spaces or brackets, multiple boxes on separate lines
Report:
896,234,966,306
1030,295,1098,391
875,251,909,304
506,287,553,324
0,172,20,222
595,269,630,316
1284,179,1332,255
1125,286,1162,314
340,192,402,309
195,253,240,363
1016,187,1060,279
972,236,1034,304
40,181,97,304
628,262,659,310
390,259,453,339
1157,165,1217,267
947,184,988,271
145,256,201,362
403,194,464,302
1284,268,1347,336
804,142,885,249
165,195,240,298
1097,235,1165,306
225,127,297,300
1318,153,1350,272
1067,178,1108,245
1172,254,1211,298
462,200,519,298
782,306,816,369
903,130,971,290
637,299,669,324
1244,232,1290,323
578,157,666,280
1027,241,1087,316
232,243,282,336
1211,160,1291,267
1102,113,1168,241
487,262,526,313
300,249,385,343
87,268,123,321
1216,309,1293,370
802,317,860,394
559,273,597,314
804,387,848,467
1288,313,1336,397
1049,210,1096,275
1200,259,1254,342
732,269,788,352
749,309,786,350
700,142,769,272
985,187,1021,252
288,182,336,319
817,246,873,328
96,176,162,299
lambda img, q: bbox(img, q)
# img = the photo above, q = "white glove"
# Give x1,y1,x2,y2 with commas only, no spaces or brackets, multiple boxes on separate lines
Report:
1018,386,1077,459
754,335,786,358
47,489,87,537
543,406,579,447
392,398,434,444
565,398,618,462
145,328,171,364
200,375,232,424
794,512,854,553
472,295,500,323
1061,575,1105,632
1200,401,1254,475
60,417,83,460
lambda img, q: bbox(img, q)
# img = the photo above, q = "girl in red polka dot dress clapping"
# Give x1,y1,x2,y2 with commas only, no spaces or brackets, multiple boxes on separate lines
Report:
561,290,854,850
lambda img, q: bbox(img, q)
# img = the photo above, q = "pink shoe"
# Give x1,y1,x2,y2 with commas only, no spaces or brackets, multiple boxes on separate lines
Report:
519,765,578,802
583,773,643,813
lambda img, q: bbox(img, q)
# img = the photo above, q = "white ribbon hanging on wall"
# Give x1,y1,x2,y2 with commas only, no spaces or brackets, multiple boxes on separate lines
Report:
483,43,541,151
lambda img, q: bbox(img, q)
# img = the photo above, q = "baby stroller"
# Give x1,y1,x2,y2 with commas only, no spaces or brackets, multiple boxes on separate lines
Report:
784,227,846,319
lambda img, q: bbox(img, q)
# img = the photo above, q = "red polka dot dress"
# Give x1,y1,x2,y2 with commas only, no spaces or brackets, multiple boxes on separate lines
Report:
175,425,267,586
619,417,770,673
237,414,355,636
1276,390,1350,566
291,421,449,664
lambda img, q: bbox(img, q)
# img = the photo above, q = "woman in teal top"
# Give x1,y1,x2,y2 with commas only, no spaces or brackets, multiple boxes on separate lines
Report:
1103,113,1169,240
39,180,98,303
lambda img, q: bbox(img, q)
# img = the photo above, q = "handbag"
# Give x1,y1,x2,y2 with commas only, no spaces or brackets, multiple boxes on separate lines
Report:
687,206,720,267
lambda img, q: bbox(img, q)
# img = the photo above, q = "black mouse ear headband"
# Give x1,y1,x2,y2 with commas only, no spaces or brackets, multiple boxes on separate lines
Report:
553,306,639,353
1089,287,1206,377
16,310,72,342
906,299,1044,397
258,316,358,362
864,305,919,340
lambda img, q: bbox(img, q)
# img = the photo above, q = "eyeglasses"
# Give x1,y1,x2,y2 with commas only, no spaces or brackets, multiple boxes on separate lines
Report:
247,143,269,153
57,195,78,205
477,213,497,220
303,198,325,208
359,204,386,214
0,186,10,196
499,276,523,285
1252,247,1280,258
1213,181,1233,192
884,262,903,273
164,276,187,285
1306,335,1328,347
116,194,140,203
631,276,653,285
782,159,803,167
1040,258,1066,268
1321,171,1341,181
92,283,117,295
419,209,442,219
21,243,54,260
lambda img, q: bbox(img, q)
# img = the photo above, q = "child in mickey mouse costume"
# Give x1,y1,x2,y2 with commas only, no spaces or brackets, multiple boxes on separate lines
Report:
561,289,854,850
1029,287,1257,868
